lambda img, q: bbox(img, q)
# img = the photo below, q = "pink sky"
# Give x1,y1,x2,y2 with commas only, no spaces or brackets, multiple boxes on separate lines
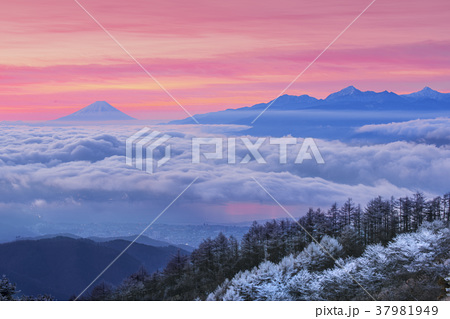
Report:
1,0,449,121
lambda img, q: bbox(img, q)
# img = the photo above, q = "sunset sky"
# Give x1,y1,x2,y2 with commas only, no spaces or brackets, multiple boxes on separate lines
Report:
1,0,449,121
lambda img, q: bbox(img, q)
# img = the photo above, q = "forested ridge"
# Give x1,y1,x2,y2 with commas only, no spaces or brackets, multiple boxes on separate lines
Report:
81,192,450,301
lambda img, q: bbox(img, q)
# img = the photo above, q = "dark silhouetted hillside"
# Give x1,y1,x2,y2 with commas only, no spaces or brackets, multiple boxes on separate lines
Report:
0,236,188,300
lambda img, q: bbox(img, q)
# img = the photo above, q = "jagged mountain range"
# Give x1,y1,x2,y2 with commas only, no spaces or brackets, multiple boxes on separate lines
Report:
169,86,450,139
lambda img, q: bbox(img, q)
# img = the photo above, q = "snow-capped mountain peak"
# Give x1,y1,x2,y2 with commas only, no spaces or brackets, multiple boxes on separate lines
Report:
326,86,362,100
402,87,449,101
55,101,136,121
338,85,359,95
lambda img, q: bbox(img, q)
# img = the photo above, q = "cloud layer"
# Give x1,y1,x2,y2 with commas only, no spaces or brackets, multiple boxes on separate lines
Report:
1,124,449,230
357,118,450,144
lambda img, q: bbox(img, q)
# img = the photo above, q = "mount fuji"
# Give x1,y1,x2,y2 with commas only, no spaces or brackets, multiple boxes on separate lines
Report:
55,101,136,121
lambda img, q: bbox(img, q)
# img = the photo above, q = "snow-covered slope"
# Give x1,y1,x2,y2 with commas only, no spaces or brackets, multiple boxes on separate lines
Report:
207,222,450,301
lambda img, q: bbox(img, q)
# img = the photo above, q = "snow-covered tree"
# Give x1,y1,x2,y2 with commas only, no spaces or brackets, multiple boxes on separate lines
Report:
287,269,321,300
298,235,343,271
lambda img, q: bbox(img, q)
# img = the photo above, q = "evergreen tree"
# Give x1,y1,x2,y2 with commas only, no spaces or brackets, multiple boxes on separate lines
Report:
327,202,339,236
338,225,364,257
0,275,16,301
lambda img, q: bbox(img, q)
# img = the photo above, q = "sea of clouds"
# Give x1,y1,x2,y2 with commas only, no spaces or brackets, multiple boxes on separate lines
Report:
0,120,449,238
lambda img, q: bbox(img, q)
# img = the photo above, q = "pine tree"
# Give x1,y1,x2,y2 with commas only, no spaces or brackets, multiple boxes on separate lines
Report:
411,192,426,231
90,282,113,301
0,275,16,301
338,225,364,257
340,198,356,228
327,202,339,236
399,196,413,232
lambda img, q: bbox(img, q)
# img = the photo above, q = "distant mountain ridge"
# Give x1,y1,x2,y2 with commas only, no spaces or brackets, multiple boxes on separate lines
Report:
55,101,136,121
14,233,194,252
171,86,450,125
0,236,189,300
169,86,450,139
